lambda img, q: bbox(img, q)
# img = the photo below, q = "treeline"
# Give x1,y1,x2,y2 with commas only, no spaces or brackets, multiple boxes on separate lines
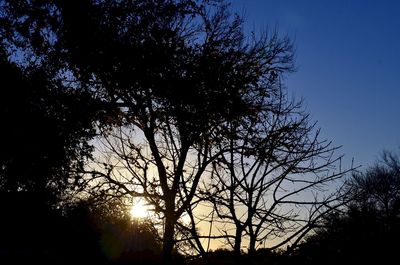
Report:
0,1,399,264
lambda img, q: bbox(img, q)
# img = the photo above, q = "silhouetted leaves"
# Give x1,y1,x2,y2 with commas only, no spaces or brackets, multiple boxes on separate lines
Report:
0,51,97,202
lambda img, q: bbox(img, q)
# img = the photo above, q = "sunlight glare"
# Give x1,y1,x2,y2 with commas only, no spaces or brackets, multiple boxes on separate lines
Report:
130,199,148,219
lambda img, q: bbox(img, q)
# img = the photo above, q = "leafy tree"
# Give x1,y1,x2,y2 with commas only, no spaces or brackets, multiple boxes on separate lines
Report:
0,48,97,205
0,45,101,264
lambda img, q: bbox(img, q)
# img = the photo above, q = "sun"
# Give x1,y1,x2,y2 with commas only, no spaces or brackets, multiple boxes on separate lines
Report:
130,199,148,219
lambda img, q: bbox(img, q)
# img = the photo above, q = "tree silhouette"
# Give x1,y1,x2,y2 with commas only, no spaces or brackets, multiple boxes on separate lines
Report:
76,2,295,261
296,151,400,264
0,44,103,264
1,0,294,261
206,80,354,259
346,150,400,218
0,47,97,203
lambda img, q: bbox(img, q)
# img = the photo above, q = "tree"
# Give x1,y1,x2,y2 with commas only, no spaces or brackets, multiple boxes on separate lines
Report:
83,13,294,263
0,45,102,264
295,151,400,265
0,47,97,205
207,81,354,258
346,150,400,218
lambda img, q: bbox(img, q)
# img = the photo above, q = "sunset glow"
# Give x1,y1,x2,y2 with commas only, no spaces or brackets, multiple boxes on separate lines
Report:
130,199,148,219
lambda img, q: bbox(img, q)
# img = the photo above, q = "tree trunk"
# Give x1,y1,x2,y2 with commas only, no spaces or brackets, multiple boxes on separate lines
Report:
163,212,176,264
233,227,243,257
248,235,256,260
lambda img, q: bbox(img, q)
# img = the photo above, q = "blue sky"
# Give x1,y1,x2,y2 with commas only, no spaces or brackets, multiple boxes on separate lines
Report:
231,0,400,168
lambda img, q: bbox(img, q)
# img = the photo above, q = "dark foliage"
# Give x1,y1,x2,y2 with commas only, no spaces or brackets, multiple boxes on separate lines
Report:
0,194,163,264
0,50,97,202
0,37,101,264
294,152,400,264
294,208,400,265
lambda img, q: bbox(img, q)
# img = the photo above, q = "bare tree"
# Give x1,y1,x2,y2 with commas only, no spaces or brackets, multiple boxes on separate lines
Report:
346,150,400,218
208,83,355,257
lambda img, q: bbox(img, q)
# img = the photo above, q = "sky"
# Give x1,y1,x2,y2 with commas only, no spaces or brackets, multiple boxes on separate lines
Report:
231,0,400,169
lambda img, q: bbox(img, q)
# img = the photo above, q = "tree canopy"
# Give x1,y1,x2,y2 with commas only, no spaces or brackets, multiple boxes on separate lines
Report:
0,1,354,263
0,47,97,204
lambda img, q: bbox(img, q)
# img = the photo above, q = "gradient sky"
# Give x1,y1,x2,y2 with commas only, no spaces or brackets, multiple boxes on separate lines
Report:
231,0,400,169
